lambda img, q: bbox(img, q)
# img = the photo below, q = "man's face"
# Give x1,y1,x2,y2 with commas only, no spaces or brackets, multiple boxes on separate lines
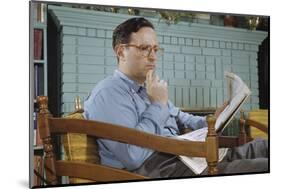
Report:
121,27,159,83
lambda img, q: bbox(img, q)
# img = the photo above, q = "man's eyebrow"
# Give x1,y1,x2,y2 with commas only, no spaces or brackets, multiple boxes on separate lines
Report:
140,44,159,47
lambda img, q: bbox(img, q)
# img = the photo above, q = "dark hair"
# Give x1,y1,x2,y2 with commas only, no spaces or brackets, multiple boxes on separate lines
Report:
112,17,154,49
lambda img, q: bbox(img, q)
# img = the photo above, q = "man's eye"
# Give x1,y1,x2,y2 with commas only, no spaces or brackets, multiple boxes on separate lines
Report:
140,46,150,51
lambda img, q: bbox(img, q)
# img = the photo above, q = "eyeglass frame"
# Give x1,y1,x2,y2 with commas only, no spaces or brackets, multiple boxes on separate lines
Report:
121,43,164,58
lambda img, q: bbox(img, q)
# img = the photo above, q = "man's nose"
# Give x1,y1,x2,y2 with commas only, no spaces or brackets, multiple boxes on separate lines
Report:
147,49,157,61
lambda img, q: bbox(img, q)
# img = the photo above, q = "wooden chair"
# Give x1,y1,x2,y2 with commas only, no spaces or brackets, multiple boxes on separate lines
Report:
37,95,220,186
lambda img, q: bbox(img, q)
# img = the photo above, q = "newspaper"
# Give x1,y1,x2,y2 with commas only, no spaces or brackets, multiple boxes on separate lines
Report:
177,72,251,174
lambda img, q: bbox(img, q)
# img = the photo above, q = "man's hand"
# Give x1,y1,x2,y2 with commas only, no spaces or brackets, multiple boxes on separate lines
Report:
214,101,229,119
146,70,168,106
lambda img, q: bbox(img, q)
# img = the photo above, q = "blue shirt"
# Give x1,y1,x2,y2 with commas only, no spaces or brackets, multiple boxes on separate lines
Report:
84,70,207,171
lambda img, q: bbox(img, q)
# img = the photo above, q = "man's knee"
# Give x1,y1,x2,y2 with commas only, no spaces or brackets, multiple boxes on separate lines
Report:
220,158,268,174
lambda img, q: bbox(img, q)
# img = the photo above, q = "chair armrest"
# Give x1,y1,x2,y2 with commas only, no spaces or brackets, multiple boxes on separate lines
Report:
48,118,208,158
245,118,268,134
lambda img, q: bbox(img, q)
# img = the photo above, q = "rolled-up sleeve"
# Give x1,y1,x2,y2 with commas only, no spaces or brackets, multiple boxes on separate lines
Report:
167,101,208,131
177,111,208,130
84,86,170,170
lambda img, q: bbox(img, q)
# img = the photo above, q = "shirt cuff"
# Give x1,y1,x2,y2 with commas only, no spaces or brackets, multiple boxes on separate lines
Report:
198,116,208,129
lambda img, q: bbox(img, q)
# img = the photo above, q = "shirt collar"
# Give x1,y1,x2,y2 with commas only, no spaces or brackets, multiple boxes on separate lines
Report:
114,69,144,93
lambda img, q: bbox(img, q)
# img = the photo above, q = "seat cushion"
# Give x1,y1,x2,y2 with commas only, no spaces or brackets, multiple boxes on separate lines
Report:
248,109,268,140
62,109,100,183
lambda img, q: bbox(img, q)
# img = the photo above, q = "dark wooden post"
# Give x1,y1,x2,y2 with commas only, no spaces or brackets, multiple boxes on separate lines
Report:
37,96,58,185
206,115,218,175
239,110,247,145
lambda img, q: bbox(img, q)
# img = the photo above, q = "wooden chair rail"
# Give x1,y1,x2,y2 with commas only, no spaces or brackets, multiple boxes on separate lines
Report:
245,119,268,134
55,161,147,182
218,136,239,148
48,118,207,157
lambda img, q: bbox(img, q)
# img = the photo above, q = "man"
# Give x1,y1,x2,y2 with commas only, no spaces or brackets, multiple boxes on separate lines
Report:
84,17,268,178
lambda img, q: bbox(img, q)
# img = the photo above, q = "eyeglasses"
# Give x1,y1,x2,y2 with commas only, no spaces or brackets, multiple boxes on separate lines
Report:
122,43,164,58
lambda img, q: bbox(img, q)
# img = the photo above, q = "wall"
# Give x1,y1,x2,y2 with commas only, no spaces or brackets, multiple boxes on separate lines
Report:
48,5,267,115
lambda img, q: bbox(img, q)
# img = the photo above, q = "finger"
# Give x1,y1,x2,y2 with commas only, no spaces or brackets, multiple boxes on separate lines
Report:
153,75,159,83
161,80,167,88
152,70,156,79
159,79,166,84
147,70,153,80
146,70,153,83
159,80,168,88
223,101,229,107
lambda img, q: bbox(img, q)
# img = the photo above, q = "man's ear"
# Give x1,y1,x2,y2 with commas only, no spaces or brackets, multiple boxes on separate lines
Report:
115,45,125,62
